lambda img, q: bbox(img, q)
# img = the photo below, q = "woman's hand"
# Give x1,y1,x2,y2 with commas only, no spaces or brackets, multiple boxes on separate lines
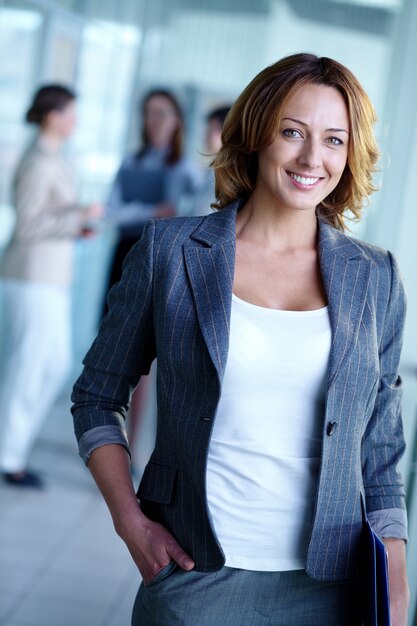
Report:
79,203,105,237
383,538,409,626
86,444,194,586
85,202,105,220
116,508,195,585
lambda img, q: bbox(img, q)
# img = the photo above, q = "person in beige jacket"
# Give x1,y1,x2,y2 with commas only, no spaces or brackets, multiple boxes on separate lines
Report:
0,84,102,487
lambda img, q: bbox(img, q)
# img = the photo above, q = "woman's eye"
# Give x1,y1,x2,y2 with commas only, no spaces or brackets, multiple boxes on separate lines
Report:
282,128,302,138
327,136,343,145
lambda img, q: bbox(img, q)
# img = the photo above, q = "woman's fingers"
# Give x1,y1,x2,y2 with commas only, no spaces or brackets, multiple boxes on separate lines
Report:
123,517,194,581
165,536,195,570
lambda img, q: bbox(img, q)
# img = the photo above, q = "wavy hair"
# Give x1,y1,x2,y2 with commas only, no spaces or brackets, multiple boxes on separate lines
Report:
212,53,380,231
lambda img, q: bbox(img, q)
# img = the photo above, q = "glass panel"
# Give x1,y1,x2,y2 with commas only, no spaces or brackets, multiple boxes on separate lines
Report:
69,19,142,356
71,19,142,202
43,16,81,83
0,6,43,246
53,0,82,9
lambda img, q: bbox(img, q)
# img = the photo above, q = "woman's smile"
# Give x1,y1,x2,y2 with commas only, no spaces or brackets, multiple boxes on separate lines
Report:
286,171,323,189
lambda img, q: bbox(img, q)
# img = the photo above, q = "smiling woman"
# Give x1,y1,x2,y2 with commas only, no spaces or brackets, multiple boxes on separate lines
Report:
71,53,409,626
213,53,379,231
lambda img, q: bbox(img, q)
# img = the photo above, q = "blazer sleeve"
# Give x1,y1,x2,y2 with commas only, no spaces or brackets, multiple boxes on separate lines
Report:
362,251,407,513
71,219,157,459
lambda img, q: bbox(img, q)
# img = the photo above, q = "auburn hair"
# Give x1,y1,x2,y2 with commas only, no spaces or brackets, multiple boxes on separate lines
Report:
212,53,380,231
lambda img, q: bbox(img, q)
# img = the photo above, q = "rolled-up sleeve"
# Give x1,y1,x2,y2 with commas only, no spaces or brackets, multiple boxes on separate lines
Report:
78,425,130,465
71,219,156,464
368,507,408,542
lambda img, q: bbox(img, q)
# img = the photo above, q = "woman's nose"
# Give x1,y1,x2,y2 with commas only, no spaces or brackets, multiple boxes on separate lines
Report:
297,139,322,170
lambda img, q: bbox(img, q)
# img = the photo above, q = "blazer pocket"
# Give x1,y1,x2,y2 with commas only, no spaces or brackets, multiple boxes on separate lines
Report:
137,461,177,504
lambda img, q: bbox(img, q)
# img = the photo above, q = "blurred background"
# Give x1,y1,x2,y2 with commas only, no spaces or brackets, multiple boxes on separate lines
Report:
0,0,416,625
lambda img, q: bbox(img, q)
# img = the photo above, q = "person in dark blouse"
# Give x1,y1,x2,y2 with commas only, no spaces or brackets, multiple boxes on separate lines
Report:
105,88,203,303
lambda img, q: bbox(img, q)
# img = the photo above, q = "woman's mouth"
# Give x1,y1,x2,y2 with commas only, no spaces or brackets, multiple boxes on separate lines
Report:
287,171,322,188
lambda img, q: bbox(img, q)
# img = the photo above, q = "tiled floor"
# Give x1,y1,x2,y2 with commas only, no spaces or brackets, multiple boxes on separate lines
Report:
0,390,155,626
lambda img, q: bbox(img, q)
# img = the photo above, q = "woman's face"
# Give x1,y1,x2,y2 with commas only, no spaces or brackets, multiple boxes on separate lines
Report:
255,83,349,214
144,95,180,148
43,100,77,139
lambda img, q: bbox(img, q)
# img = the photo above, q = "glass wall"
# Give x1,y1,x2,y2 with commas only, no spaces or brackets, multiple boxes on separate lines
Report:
0,4,44,241
74,19,142,201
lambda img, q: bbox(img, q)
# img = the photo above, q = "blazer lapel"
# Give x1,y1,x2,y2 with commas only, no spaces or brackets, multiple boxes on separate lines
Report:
318,219,372,390
184,203,239,378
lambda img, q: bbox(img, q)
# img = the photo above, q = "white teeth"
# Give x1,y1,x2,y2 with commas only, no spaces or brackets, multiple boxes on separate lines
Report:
289,172,319,186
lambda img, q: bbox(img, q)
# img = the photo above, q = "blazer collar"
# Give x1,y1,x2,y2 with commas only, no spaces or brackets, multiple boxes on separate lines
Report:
317,217,372,262
189,200,240,246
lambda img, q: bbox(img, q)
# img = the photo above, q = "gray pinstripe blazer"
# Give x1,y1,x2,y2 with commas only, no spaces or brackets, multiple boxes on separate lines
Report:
72,200,407,581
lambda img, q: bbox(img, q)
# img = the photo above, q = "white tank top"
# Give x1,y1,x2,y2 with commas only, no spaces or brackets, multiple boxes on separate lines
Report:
206,294,331,571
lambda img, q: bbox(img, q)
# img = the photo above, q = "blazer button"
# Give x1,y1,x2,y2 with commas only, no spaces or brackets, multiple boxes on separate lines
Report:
201,416,211,421
326,421,338,436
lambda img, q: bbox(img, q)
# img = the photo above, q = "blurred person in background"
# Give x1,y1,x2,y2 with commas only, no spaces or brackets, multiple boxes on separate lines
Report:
0,84,103,488
105,88,204,296
103,89,203,461
193,105,231,216
205,105,231,156
72,54,408,625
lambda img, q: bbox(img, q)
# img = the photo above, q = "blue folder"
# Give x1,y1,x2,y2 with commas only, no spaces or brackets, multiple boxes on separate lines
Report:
362,518,391,626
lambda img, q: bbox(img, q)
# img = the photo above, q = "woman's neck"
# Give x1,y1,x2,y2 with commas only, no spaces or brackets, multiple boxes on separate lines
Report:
237,194,318,253
38,129,64,153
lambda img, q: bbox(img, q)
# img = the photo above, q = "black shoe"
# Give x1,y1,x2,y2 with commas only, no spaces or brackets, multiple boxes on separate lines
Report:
3,470,44,488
